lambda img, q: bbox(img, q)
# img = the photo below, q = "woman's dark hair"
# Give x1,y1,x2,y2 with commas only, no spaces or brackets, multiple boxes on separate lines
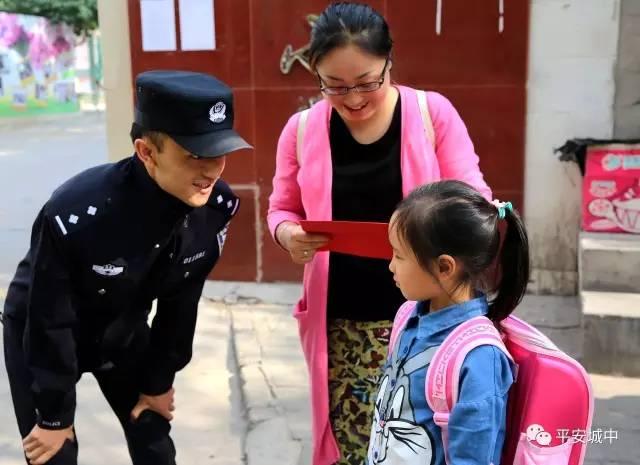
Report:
392,180,530,322
309,2,393,69
129,122,166,151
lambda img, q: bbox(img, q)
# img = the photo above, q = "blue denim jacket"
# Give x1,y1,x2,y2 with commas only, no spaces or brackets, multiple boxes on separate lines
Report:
367,295,514,465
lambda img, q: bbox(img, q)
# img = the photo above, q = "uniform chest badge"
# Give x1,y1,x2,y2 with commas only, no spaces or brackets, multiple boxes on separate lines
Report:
92,263,125,277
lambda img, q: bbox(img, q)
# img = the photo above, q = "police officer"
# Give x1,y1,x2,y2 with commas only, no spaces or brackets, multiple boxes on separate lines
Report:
2,70,252,465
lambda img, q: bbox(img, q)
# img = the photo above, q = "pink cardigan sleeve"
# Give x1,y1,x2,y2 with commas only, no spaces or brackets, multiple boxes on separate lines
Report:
428,92,492,200
267,112,306,239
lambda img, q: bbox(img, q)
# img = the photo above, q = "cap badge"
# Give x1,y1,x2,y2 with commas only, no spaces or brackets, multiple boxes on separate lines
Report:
209,102,227,124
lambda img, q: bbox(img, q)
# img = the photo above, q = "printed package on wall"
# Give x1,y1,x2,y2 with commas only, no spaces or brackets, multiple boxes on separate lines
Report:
583,144,640,234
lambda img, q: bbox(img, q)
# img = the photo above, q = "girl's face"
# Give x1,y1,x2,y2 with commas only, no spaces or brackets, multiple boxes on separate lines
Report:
315,44,391,124
388,220,442,302
388,217,465,308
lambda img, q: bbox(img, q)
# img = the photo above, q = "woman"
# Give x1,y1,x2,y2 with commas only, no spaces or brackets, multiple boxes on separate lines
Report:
267,3,491,465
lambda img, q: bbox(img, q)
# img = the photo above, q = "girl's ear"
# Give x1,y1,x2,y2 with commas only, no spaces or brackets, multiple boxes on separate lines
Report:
436,254,457,280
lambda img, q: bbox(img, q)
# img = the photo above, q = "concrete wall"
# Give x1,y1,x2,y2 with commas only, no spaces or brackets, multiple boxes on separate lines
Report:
614,0,640,138
525,0,620,295
97,0,134,162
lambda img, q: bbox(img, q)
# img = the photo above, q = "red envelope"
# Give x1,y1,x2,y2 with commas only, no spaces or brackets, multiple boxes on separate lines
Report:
300,220,392,260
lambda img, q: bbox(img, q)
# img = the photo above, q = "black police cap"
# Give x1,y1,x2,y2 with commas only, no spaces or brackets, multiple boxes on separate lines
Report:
134,70,252,158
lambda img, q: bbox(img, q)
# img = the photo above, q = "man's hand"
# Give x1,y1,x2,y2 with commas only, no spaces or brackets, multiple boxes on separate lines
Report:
131,388,175,422
23,425,74,465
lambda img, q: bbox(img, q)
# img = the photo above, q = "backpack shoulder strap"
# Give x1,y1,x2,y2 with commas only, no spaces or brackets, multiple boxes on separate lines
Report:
501,314,558,350
388,301,417,359
425,315,512,465
416,90,436,150
296,108,310,166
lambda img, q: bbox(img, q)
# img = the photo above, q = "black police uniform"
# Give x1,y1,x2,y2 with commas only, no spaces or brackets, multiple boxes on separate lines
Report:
2,70,251,465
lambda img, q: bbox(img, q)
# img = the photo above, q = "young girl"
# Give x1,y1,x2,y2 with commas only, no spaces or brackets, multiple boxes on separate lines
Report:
368,180,530,465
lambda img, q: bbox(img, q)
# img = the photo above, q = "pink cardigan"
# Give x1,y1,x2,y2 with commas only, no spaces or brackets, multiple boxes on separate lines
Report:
267,85,491,465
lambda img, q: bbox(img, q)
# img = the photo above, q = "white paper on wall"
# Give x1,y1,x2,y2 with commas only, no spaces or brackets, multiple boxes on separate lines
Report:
140,0,177,52
178,0,216,51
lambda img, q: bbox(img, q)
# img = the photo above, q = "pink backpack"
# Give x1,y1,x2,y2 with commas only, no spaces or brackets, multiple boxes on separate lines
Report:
389,301,594,465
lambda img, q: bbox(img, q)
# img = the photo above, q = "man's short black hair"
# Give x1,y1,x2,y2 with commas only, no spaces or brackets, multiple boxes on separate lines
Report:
130,122,167,151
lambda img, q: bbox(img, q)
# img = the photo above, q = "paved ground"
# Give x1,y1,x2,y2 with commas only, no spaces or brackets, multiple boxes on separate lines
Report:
224,297,640,465
3,288,637,465
0,300,245,465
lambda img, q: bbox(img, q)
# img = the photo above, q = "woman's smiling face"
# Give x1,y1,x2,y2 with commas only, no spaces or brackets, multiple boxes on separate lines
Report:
315,44,391,124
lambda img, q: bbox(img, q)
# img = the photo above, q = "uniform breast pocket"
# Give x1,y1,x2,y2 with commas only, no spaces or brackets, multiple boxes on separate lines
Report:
81,262,132,303
159,262,198,297
173,247,219,281
172,260,209,288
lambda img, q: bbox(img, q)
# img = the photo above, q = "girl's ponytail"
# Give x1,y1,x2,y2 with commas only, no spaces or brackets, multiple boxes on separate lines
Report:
487,203,530,322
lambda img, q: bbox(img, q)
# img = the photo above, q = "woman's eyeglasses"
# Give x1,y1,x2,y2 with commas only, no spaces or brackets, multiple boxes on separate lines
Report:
318,58,389,96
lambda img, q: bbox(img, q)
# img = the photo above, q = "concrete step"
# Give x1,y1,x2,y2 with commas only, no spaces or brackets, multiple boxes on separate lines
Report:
581,291,640,377
579,231,640,293
514,292,640,377
514,294,583,360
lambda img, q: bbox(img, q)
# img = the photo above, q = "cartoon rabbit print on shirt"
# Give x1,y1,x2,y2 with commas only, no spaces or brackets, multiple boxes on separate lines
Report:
368,345,438,465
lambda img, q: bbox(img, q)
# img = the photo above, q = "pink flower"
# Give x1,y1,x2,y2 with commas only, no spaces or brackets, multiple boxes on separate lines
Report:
27,30,54,70
46,22,73,55
0,13,24,48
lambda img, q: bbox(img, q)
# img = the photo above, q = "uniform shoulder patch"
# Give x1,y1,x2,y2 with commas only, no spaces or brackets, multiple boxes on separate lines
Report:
45,164,118,237
207,179,239,219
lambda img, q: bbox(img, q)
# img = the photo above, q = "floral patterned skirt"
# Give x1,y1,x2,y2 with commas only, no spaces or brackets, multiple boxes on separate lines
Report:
327,318,393,465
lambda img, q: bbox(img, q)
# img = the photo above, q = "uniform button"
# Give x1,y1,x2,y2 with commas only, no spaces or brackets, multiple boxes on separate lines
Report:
184,272,190,278
98,289,106,295
169,253,174,259
402,346,409,355
390,379,396,388
154,244,160,249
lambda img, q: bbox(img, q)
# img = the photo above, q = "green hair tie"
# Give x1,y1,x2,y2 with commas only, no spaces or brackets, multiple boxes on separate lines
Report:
492,200,513,219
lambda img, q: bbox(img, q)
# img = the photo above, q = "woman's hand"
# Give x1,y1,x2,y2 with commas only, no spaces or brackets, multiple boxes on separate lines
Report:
277,222,330,264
